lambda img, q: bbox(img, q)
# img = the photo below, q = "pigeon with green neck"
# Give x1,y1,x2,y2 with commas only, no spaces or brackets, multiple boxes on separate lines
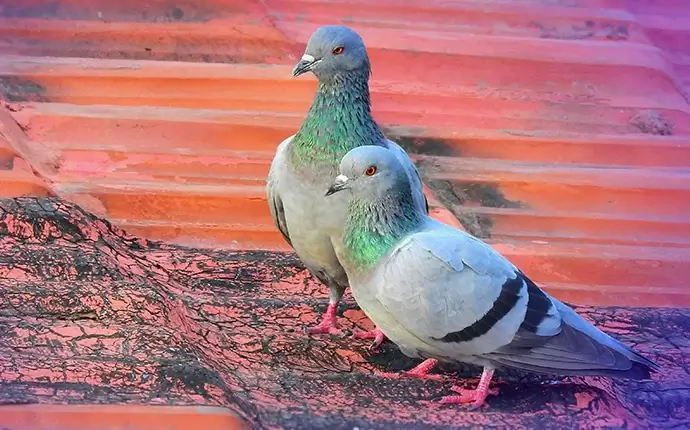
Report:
326,145,659,409
266,25,429,348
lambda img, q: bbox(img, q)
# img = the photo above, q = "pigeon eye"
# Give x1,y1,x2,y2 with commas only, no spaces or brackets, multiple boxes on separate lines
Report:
332,46,344,55
365,166,377,176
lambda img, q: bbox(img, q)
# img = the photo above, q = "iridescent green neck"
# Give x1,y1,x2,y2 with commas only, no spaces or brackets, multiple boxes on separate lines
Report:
291,68,385,168
343,192,425,270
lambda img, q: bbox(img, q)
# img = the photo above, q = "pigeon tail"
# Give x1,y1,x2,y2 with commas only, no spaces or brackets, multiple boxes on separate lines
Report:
491,322,659,380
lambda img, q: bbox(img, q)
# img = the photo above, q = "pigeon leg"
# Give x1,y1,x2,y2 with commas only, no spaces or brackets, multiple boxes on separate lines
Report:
376,359,442,381
352,327,387,350
306,302,343,336
440,367,499,409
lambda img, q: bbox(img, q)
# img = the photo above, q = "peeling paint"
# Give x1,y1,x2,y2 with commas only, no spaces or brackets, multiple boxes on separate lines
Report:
0,197,687,428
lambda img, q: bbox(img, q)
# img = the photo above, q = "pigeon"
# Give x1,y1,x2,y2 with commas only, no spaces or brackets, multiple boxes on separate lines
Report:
266,25,428,344
325,145,660,408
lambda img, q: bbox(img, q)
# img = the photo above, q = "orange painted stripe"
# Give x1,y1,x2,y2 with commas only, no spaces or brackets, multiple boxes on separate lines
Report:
0,404,249,430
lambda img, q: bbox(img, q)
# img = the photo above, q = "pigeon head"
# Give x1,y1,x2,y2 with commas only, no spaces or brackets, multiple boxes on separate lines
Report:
292,25,370,80
325,145,410,202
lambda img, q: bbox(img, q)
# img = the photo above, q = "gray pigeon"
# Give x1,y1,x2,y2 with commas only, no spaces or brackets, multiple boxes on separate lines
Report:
325,145,660,408
266,25,428,342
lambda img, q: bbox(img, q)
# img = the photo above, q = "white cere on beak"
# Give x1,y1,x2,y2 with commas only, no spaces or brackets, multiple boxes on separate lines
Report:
335,174,349,184
301,54,315,62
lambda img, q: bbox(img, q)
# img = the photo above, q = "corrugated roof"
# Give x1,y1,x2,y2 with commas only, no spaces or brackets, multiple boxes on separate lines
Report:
2,0,689,308
0,1,689,428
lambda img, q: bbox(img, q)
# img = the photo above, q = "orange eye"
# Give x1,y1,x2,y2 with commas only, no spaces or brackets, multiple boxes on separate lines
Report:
332,46,344,55
365,166,377,176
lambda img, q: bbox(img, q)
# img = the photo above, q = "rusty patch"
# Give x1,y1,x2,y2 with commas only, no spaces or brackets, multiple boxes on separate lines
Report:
0,155,13,170
383,130,458,158
429,179,522,238
0,2,61,19
456,211,494,239
630,110,675,136
456,182,523,210
530,21,629,41
0,1,216,22
0,77,49,103
381,135,522,237
409,153,521,238
420,178,491,238
604,24,630,41
0,39,296,64
381,131,499,236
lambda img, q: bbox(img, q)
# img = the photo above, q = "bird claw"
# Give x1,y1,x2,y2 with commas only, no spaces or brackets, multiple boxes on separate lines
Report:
352,328,387,351
440,385,500,409
305,320,343,337
305,303,343,337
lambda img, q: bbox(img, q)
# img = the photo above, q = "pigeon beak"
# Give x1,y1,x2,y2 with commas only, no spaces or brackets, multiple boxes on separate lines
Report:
325,174,350,196
292,54,319,77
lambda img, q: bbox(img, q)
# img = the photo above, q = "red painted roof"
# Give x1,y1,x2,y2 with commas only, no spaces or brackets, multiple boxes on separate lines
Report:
0,0,689,428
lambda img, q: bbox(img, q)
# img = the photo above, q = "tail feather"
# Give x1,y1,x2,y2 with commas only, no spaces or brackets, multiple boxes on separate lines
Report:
489,301,659,380
494,354,654,380
555,299,660,373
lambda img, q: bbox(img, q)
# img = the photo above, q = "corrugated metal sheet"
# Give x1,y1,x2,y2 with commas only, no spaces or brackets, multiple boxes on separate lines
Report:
0,2,688,427
2,0,688,308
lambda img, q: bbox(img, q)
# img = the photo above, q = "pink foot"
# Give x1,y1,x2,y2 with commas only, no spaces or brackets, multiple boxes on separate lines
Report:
352,327,387,350
376,359,443,381
305,303,343,336
440,368,499,410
